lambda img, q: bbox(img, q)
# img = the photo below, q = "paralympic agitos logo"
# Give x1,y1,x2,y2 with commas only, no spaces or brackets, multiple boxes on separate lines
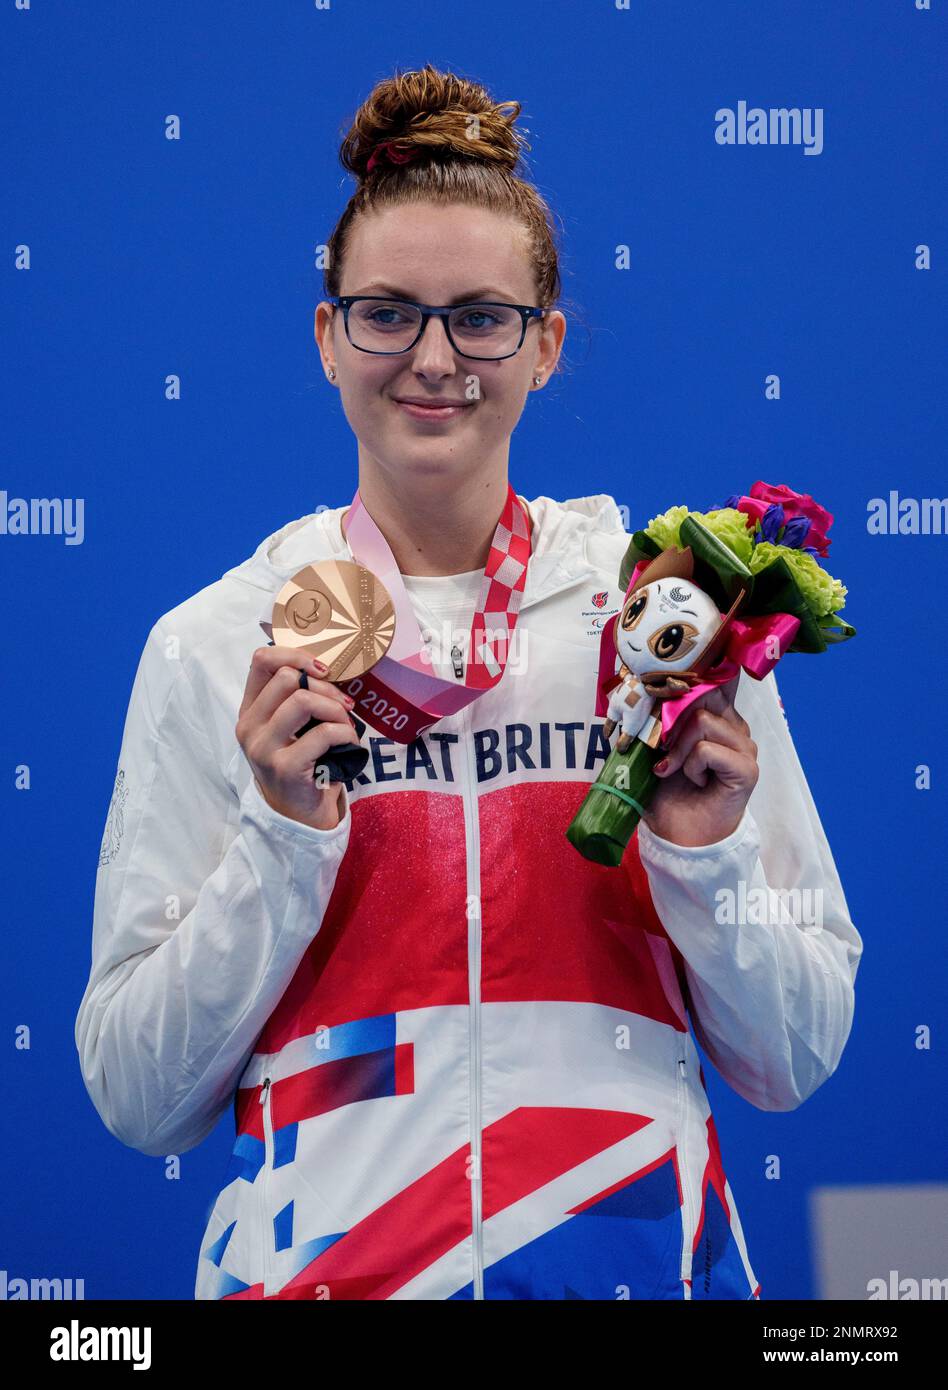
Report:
581,590,620,639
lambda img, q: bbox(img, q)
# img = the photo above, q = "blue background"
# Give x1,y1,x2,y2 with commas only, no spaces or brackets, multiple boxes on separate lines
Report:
3,0,945,1300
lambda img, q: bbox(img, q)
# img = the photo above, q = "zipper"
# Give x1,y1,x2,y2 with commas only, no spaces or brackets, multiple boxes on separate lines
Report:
675,1049,696,1297
259,1076,273,1296
430,618,482,1293
459,700,484,1299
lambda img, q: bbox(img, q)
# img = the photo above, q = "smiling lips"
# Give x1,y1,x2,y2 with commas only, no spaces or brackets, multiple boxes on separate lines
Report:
395,396,469,407
393,397,472,421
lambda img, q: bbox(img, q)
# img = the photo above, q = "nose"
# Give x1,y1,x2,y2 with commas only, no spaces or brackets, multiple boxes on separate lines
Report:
408,313,459,378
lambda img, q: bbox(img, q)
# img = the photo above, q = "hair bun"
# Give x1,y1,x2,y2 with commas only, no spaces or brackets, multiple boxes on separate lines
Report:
339,62,530,182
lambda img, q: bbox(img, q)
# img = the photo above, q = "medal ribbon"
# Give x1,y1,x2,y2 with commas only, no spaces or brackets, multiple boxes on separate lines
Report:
335,484,532,743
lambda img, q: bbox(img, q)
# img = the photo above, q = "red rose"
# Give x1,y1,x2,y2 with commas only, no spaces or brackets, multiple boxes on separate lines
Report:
728,495,770,526
748,481,833,556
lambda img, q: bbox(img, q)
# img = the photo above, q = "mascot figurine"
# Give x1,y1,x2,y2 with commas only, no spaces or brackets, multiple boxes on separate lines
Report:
567,484,855,867
603,551,732,754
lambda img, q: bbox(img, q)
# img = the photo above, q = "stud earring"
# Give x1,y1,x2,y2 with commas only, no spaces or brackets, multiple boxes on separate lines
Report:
327,368,336,381
533,375,542,386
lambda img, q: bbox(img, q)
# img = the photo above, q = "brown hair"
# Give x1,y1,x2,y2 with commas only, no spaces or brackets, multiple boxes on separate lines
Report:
323,64,575,358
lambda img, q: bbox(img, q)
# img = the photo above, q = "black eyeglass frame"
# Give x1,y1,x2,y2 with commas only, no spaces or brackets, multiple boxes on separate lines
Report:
327,295,547,362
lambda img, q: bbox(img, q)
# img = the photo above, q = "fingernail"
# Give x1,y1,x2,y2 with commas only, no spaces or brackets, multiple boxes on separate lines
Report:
312,659,329,672
655,758,669,775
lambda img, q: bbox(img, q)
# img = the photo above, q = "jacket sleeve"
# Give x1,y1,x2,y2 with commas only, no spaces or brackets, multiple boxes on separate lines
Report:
75,617,352,1157
634,668,863,1112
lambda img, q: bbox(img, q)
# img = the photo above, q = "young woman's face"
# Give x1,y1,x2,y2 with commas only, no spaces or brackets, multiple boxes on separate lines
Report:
315,202,565,483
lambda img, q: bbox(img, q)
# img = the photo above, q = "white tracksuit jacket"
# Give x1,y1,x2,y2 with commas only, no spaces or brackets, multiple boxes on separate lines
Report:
75,493,863,1300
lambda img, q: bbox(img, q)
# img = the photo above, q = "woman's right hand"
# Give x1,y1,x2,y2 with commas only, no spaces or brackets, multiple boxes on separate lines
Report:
235,645,359,831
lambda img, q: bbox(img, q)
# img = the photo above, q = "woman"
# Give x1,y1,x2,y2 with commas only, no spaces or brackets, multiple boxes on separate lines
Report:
76,64,862,1301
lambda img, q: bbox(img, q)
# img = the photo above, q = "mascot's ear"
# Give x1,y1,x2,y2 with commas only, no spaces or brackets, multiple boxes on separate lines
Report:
632,545,695,590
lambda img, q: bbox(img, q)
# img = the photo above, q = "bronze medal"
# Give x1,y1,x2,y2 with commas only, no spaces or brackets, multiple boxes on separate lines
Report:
271,560,396,682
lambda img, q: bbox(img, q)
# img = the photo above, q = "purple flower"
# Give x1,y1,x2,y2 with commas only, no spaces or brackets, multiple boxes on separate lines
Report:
781,514,812,548
759,503,785,544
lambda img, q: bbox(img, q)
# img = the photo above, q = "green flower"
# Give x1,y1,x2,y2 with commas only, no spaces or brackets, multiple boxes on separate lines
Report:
688,508,756,564
644,505,690,552
748,541,848,617
645,505,755,564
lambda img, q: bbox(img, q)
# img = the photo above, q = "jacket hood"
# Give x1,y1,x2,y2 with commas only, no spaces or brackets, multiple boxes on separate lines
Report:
226,493,628,626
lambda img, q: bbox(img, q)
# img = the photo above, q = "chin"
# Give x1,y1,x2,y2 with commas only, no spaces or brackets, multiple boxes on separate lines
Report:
375,449,467,479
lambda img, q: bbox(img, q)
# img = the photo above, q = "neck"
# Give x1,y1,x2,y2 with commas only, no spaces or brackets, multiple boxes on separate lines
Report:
341,470,530,576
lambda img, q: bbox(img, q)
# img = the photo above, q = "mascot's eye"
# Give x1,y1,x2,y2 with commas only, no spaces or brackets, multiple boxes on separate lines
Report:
621,590,648,630
648,623,699,661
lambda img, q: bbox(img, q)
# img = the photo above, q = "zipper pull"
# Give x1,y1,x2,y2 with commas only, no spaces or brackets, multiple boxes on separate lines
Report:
678,1058,687,1079
258,1077,271,1104
450,642,464,679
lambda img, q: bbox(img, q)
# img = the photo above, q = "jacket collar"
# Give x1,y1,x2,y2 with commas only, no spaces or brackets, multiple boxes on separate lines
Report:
233,493,625,626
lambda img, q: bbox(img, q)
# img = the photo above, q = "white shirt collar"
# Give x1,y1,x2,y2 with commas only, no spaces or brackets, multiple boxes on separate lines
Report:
231,492,625,628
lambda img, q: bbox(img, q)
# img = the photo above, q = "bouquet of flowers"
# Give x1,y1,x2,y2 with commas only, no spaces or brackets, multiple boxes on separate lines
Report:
565,481,855,866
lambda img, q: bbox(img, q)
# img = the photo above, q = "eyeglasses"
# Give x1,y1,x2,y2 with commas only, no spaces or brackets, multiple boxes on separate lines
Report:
328,295,546,361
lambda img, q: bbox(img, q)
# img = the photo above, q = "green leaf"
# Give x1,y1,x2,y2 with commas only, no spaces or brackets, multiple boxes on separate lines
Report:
678,515,753,608
566,741,663,866
817,612,857,643
618,530,661,592
633,529,661,555
745,554,828,652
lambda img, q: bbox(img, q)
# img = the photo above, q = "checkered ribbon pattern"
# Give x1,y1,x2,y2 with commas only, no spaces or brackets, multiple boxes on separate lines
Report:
465,486,531,688
333,482,534,741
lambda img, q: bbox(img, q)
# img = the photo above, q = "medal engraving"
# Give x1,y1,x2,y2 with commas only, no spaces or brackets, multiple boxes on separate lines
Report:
271,560,395,681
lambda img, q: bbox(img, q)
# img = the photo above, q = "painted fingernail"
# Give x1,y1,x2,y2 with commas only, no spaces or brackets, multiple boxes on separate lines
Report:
655,758,669,775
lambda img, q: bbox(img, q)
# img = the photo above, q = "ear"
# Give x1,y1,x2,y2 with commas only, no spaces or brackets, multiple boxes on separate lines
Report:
633,545,695,589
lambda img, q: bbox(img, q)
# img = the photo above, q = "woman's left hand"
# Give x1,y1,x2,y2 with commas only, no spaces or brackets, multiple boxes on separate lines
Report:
641,675,759,847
